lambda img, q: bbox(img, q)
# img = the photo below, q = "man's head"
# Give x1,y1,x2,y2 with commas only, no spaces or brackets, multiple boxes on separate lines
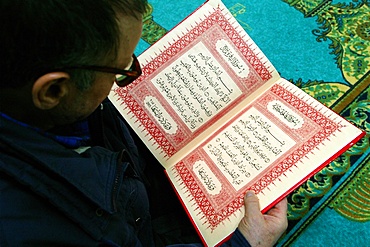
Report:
0,0,147,129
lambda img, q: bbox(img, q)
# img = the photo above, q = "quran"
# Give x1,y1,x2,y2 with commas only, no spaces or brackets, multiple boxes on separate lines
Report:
109,0,365,246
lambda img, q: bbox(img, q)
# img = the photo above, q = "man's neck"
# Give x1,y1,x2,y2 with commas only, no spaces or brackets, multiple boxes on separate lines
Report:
0,88,55,130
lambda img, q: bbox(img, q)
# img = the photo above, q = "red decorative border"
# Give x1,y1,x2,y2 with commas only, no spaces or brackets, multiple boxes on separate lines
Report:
174,162,245,229
114,84,178,157
174,84,341,229
113,8,272,158
250,84,339,194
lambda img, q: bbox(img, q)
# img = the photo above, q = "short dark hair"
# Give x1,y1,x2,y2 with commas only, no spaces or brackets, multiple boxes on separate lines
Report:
0,0,147,90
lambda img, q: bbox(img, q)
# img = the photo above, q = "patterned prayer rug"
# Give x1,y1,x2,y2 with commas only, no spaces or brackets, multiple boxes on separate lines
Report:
137,0,370,246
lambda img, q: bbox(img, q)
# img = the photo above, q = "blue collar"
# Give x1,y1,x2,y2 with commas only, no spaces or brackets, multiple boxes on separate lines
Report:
0,112,91,149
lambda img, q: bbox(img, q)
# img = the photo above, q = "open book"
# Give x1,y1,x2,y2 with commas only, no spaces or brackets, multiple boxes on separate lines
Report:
109,0,365,246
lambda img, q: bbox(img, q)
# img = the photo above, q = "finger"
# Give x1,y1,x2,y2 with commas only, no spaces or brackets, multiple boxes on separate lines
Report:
244,191,261,217
264,198,288,231
266,197,288,217
276,197,288,211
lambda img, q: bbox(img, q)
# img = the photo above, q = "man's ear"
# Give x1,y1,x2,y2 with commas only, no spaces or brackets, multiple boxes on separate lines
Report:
32,72,70,110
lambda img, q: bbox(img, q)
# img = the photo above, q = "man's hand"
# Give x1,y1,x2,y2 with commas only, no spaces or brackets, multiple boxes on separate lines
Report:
238,191,288,247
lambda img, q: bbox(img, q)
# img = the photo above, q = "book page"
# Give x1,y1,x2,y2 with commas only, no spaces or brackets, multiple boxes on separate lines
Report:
109,0,279,165
166,78,364,246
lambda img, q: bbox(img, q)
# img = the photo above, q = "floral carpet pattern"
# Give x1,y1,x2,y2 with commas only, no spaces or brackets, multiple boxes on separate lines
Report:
137,0,370,246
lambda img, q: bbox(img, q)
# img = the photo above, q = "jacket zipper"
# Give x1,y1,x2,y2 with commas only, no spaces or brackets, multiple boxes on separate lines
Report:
112,149,139,212
112,156,124,212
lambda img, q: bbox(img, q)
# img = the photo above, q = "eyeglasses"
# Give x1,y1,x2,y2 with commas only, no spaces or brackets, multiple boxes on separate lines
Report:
63,54,142,87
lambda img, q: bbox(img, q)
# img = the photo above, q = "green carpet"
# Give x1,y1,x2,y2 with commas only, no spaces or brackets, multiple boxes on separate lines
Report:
137,0,370,246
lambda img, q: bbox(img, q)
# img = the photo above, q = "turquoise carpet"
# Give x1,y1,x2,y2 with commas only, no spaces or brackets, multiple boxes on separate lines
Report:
137,0,370,246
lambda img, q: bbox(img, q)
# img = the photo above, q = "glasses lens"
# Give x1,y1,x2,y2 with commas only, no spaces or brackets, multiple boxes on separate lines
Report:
115,55,142,87
116,74,127,82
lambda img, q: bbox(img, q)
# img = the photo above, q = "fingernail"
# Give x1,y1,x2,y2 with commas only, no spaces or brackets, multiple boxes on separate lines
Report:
246,191,255,197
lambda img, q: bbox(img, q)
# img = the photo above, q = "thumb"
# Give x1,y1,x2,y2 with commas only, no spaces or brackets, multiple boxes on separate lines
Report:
244,191,261,216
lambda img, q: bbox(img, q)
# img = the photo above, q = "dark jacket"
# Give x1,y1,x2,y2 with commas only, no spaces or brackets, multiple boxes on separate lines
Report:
0,100,250,247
